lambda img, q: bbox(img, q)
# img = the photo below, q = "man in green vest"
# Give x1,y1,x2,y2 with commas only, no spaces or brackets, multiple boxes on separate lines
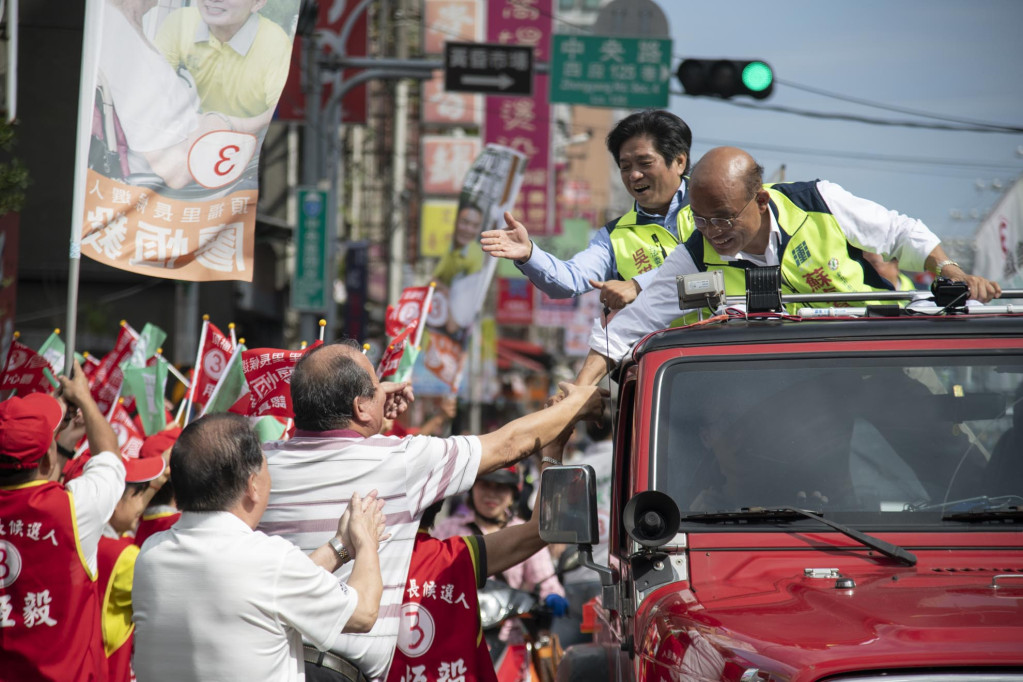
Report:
480,110,692,310
575,146,1002,385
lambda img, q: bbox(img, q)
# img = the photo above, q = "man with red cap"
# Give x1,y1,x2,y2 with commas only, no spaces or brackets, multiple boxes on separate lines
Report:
134,426,182,546
0,361,124,681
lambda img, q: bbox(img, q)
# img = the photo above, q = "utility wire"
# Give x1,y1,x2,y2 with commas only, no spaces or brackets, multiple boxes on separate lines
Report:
775,78,1023,132
682,92,1023,134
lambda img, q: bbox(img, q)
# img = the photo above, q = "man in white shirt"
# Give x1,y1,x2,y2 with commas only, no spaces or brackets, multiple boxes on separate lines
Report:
576,146,1003,384
132,413,386,682
259,340,606,682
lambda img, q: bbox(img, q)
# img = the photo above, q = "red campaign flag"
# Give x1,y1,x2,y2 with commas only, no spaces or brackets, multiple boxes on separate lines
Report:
385,286,432,339
192,323,233,408
377,323,417,380
90,325,137,415
241,341,322,418
82,353,102,383
109,400,145,459
423,330,466,392
0,340,54,395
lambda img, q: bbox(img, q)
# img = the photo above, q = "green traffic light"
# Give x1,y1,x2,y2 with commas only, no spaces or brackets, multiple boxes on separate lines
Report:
741,61,773,92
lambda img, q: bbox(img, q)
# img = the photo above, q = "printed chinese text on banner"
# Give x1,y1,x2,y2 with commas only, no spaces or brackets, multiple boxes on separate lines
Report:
110,400,146,459
386,286,433,339
485,0,554,235
91,324,137,415
242,342,321,418
1,341,54,396
79,0,301,282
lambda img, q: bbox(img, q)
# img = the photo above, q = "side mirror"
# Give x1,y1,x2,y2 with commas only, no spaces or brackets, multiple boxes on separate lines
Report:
539,465,598,545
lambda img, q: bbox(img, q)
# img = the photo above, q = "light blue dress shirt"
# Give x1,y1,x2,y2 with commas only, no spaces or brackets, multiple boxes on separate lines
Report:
515,180,688,298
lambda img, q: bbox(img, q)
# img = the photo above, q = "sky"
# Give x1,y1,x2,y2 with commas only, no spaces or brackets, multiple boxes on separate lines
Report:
654,0,1023,243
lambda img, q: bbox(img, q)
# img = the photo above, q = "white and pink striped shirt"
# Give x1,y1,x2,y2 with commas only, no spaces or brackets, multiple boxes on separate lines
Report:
259,429,482,681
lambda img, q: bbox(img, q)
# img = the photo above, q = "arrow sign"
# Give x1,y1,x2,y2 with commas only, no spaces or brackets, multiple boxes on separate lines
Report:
444,42,533,97
461,73,516,90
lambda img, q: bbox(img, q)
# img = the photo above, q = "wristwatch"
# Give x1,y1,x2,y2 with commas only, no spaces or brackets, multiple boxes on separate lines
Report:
933,259,960,275
328,536,351,564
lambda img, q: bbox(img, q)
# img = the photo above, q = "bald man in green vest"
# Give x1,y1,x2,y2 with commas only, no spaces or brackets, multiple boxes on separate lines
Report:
575,146,1002,385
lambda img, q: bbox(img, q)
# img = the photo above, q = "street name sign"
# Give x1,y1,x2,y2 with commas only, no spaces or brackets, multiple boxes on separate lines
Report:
292,187,329,312
550,35,672,108
444,42,533,97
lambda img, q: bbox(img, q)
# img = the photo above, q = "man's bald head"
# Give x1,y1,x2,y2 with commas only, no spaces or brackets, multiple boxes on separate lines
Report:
690,147,763,200
689,147,770,257
291,341,377,432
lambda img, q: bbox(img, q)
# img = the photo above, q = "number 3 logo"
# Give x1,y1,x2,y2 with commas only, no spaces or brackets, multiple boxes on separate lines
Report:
187,131,257,189
395,602,435,658
0,540,23,588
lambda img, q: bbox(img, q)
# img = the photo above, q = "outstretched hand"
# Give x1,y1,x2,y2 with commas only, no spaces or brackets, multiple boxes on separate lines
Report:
557,381,609,423
480,211,533,262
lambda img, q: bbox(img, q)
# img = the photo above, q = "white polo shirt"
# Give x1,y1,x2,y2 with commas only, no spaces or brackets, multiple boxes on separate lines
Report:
132,511,358,682
259,430,483,681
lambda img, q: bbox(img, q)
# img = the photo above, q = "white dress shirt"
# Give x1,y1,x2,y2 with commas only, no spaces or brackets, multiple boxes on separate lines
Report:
589,180,941,362
66,451,125,575
132,511,358,682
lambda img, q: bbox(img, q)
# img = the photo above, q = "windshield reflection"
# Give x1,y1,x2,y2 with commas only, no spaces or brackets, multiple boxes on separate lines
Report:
657,358,1022,524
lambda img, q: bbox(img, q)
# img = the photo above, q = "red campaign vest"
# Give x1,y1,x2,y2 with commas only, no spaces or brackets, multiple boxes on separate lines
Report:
132,510,180,547
0,480,107,682
387,532,496,682
97,536,137,682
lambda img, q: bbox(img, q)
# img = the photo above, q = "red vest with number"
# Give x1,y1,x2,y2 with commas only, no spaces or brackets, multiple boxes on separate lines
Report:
387,532,496,682
98,536,138,682
0,480,106,681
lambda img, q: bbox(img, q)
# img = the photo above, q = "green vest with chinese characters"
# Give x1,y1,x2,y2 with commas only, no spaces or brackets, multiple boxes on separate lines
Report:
679,181,894,320
608,205,691,281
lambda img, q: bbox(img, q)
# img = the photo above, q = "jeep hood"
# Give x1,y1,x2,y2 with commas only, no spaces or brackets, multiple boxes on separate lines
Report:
636,570,1023,681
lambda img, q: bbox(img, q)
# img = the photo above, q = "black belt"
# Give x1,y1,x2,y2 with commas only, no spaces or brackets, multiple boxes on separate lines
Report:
302,645,368,682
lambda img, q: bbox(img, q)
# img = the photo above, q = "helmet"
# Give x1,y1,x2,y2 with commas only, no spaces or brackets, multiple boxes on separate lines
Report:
478,465,521,490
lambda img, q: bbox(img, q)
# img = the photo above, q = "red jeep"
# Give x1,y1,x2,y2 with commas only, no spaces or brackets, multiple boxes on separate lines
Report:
542,289,1023,682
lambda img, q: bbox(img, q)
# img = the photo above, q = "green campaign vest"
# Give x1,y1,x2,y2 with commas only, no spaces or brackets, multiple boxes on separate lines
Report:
607,206,691,281
677,181,894,323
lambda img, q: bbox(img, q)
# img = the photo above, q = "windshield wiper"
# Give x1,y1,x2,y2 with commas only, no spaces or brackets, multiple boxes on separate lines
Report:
908,495,1023,512
943,506,1023,522
684,507,917,566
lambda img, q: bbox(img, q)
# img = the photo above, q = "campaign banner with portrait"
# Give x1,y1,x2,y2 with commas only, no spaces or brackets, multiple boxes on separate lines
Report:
77,0,300,282
421,144,526,391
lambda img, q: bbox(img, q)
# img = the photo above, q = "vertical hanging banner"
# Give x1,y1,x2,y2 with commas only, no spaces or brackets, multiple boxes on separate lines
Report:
485,0,555,236
422,144,526,390
78,0,301,282
973,176,1023,288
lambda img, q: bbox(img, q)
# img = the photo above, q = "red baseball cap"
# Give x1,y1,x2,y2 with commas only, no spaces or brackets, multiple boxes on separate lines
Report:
64,453,165,484
139,427,182,461
124,455,166,483
0,394,64,470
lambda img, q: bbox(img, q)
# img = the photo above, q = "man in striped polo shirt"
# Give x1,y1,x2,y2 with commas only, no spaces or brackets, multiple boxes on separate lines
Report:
260,340,606,682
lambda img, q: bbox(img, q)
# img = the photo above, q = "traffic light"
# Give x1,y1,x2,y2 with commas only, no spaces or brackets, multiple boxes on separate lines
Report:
676,59,774,100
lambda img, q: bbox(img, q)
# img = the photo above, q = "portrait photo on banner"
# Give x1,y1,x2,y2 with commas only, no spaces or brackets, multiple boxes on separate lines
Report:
81,0,300,282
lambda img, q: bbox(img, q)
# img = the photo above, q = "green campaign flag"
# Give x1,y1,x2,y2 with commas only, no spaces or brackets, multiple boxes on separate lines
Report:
121,358,169,436
252,415,288,443
37,332,86,388
394,345,419,384
127,323,168,368
202,344,249,415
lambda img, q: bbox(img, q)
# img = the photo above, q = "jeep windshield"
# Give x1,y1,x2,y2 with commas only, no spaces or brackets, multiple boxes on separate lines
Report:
654,355,1023,530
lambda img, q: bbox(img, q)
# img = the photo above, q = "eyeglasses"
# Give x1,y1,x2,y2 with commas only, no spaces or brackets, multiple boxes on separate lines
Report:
692,192,758,232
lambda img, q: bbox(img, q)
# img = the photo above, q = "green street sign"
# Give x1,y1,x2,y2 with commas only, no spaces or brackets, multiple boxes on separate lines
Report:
292,188,330,311
550,35,672,109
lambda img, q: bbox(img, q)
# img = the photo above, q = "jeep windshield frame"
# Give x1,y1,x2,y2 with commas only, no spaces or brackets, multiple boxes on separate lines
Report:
643,331,1023,533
